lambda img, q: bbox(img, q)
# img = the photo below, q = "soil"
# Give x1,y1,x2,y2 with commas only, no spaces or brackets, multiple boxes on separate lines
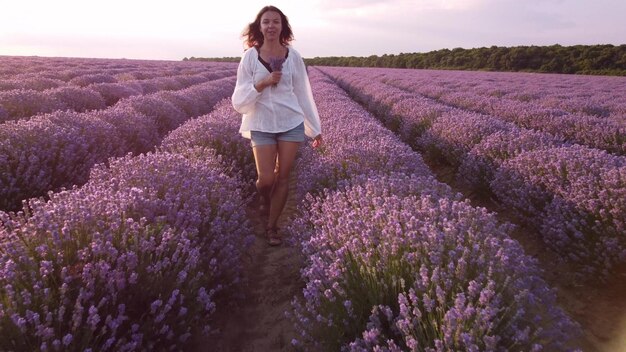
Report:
192,176,305,352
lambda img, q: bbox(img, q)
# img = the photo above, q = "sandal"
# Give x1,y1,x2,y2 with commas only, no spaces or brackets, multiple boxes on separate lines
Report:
266,227,282,246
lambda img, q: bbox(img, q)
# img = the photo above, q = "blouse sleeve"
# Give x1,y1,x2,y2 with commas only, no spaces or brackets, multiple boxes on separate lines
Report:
231,49,262,115
292,49,322,138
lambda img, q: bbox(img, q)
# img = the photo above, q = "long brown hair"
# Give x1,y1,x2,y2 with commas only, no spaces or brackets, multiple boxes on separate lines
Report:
242,6,294,49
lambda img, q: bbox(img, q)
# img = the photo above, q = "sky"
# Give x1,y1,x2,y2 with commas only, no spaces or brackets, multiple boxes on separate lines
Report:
0,0,625,61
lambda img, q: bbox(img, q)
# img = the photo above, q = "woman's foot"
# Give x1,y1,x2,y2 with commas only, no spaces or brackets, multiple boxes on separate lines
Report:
266,227,282,246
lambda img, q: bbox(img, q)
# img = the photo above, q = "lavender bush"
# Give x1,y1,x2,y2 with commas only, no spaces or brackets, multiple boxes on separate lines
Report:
88,82,143,106
114,95,187,137
419,110,514,166
457,128,563,190
153,90,203,117
293,70,432,201
48,86,107,112
0,149,252,351
491,145,625,219
69,73,117,87
289,175,579,351
0,89,64,121
91,106,160,155
492,145,626,278
539,164,626,278
160,99,256,184
0,77,64,92
0,111,125,211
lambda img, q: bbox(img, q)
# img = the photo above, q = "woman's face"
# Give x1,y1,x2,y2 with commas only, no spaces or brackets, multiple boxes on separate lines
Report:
259,11,282,42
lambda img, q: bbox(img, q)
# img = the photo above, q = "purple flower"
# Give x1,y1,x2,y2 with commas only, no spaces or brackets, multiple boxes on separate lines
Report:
268,57,285,72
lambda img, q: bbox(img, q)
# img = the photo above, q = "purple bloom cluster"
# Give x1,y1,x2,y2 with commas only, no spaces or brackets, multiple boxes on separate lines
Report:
285,69,579,351
68,73,118,87
457,128,563,189
0,76,236,212
0,57,237,123
0,135,252,350
114,95,187,137
288,174,579,351
0,76,65,92
0,89,65,121
492,145,626,278
91,106,160,155
88,82,143,106
0,111,125,210
317,67,450,148
317,66,626,279
160,98,256,183
420,110,515,165
268,57,285,72
293,70,432,202
320,66,626,155
48,86,107,112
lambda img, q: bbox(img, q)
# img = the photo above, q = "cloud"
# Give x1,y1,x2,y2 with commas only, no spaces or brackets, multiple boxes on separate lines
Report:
1,0,624,60
297,0,626,56
314,0,389,10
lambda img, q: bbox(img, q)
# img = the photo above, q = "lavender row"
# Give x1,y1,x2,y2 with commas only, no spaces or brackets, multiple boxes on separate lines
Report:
314,66,563,175
491,146,626,277
286,69,579,350
315,67,516,164
0,99,253,351
369,68,625,155
289,175,579,351
404,82,625,155
0,55,237,87
292,70,433,202
0,76,236,211
370,67,626,120
321,67,625,155
0,69,235,122
318,66,626,280
0,68,232,92
159,98,257,184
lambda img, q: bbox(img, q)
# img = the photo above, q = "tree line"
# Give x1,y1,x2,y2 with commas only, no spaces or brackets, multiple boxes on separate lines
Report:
185,44,626,76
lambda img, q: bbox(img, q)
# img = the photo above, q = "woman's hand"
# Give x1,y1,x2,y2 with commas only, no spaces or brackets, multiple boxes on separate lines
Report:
267,71,282,85
255,72,282,91
311,134,323,149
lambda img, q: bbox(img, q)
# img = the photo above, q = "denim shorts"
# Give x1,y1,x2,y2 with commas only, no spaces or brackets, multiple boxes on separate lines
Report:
250,122,305,147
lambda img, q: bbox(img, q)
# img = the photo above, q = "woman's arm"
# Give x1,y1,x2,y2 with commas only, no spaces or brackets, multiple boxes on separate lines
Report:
231,50,262,114
291,49,322,140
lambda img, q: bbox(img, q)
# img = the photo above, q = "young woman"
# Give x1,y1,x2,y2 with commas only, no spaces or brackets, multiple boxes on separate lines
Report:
232,5,322,246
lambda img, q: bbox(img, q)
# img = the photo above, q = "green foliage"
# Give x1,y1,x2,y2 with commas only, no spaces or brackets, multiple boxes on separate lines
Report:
298,44,626,76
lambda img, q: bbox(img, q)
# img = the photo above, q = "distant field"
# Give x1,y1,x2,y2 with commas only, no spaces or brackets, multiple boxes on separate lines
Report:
1,56,624,351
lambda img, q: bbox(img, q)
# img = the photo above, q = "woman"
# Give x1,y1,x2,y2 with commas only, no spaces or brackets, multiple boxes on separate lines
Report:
232,5,322,246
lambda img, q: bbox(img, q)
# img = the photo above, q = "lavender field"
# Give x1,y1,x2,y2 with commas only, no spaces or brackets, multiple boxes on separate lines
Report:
1,56,625,351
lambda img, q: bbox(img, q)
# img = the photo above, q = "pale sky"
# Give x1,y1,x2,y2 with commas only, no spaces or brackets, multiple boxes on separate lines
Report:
1,0,624,60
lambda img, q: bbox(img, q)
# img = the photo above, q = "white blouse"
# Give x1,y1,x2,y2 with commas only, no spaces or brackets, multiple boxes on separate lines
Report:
231,46,322,139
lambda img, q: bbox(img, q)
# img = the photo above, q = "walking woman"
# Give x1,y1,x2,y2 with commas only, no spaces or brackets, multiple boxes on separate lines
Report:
232,5,323,246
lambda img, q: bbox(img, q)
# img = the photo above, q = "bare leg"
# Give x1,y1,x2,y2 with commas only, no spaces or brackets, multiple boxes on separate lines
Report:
267,140,300,230
252,144,278,216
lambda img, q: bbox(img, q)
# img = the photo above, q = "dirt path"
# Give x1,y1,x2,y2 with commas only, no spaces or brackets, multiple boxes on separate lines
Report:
193,175,304,352
428,159,626,352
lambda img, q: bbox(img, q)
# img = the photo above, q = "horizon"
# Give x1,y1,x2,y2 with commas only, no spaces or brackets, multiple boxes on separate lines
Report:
1,0,625,61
